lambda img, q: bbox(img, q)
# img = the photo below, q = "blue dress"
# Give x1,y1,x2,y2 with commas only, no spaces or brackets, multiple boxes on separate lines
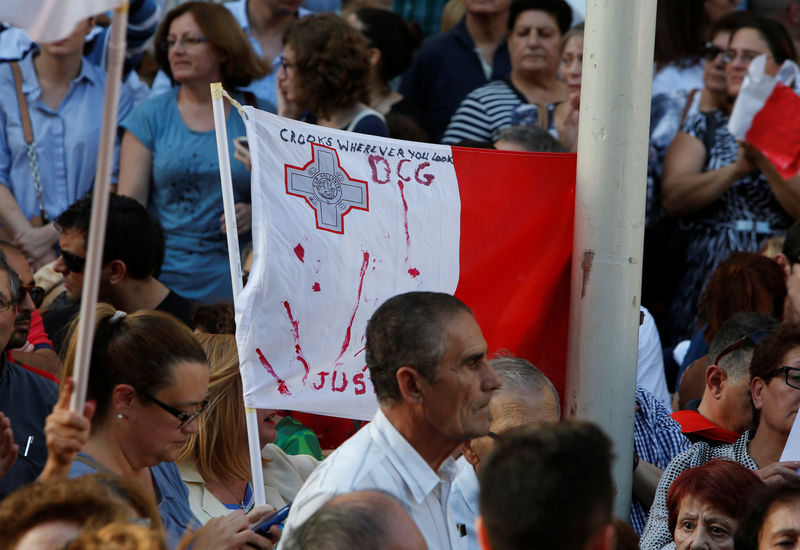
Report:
670,110,793,339
121,89,262,304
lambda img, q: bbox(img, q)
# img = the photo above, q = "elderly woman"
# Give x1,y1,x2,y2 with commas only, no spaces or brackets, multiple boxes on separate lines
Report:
178,334,318,522
278,13,389,136
666,459,762,550
662,15,800,340
118,2,269,304
50,305,277,549
641,323,800,550
735,478,800,550
442,0,572,144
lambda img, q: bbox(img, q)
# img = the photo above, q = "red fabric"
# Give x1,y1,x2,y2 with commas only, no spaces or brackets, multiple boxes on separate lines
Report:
4,351,60,384
290,411,365,450
26,309,54,348
746,82,800,179
670,409,740,444
452,148,576,398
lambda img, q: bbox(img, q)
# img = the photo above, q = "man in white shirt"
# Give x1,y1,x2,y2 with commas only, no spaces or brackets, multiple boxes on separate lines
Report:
451,355,560,550
282,291,502,549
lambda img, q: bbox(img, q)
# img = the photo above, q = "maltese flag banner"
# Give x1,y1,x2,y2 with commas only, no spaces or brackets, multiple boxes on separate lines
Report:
0,0,124,43
235,108,575,420
729,55,800,179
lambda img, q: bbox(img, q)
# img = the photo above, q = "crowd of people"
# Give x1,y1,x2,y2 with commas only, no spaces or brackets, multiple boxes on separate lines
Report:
4,0,800,548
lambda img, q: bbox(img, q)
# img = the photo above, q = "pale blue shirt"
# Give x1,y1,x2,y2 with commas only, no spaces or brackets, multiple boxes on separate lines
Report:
282,408,467,549
0,48,133,221
150,0,311,107
451,458,480,550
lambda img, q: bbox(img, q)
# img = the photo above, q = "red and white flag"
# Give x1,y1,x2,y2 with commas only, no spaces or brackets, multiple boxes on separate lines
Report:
236,108,575,420
729,55,800,179
0,0,123,43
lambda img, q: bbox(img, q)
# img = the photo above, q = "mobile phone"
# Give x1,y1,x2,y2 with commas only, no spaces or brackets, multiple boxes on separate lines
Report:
234,136,249,150
250,502,291,536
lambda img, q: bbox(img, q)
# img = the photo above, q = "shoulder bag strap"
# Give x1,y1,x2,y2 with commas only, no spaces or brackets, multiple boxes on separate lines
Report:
10,61,47,225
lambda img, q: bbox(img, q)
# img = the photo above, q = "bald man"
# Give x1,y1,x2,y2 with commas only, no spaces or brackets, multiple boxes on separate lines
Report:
282,490,427,550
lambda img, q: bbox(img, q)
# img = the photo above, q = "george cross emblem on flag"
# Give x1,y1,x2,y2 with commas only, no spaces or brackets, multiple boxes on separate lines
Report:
284,143,369,234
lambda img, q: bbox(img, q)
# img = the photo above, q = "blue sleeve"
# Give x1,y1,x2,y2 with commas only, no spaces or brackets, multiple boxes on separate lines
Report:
121,97,160,151
351,114,389,138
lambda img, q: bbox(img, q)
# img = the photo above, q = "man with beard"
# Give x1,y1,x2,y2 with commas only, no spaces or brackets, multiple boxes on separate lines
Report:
0,243,59,381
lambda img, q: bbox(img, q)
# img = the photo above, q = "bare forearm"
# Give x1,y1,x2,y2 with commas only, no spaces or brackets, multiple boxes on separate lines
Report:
633,459,664,507
662,164,741,216
756,156,800,219
0,184,33,237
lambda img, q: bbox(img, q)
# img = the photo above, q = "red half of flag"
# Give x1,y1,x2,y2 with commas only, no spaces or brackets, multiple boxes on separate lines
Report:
746,82,800,179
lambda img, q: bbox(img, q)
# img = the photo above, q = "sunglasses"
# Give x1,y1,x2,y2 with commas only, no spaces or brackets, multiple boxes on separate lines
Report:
713,330,770,365
704,42,725,61
138,389,209,429
60,250,86,274
17,282,44,309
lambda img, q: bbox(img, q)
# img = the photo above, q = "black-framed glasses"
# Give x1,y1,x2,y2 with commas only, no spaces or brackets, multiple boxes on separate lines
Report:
138,389,209,428
487,431,500,440
713,330,770,365
60,250,86,274
704,42,725,61
770,366,800,390
163,35,207,50
0,291,17,312
16,282,44,309
722,49,772,65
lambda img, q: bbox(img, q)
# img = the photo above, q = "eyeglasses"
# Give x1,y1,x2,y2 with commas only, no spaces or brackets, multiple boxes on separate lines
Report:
60,250,86,274
280,58,295,72
722,49,773,64
16,282,44,309
163,35,207,50
487,431,500,440
770,366,800,390
704,42,725,61
713,330,770,365
137,389,209,429
0,291,17,312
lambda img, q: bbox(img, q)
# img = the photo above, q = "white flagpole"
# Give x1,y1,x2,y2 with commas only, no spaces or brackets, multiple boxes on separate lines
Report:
70,3,129,413
211,83,267,508
564,0,657,519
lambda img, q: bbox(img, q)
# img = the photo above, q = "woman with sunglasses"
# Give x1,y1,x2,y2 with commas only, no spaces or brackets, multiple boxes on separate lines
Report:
641,323,800,550
661,15,799,343
53,304,277,549
118,2,269,305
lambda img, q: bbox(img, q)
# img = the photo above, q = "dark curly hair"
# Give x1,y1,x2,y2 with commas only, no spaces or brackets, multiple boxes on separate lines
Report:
154,1,269,90
284,13,371,120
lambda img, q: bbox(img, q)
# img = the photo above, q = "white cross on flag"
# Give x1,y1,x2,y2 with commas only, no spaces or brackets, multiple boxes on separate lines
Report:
235,108,576,420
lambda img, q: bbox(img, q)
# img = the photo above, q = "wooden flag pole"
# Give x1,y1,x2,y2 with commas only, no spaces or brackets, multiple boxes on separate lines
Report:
211,83,267,507
70,3,129,413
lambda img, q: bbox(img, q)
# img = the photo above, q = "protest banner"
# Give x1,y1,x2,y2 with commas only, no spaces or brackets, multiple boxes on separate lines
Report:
235,108,576,420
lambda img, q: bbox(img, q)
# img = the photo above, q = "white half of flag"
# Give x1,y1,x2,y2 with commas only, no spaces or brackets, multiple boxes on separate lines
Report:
236,108,461,421
1,0,124,43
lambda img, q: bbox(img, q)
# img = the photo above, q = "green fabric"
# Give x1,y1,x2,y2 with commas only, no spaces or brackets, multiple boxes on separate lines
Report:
274,416,324,461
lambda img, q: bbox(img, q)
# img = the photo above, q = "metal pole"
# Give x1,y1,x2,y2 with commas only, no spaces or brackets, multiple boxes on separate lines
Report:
564,0,657,519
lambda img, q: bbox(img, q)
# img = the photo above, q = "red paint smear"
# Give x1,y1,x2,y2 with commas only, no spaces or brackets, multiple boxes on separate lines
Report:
293,244,305,263
314,260,321,274
408,267,420,278
353,346,366,357
397,180,410,261
283,301,309,384
332,251,370,366
312,282,321,292
256,348,290,395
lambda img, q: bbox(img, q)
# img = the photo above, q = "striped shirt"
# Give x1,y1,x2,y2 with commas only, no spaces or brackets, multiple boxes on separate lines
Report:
281,408,466,549
442,80,527,145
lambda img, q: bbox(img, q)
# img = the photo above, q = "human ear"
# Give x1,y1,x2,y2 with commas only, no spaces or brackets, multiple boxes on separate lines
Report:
706,364,726,399
395,366,423,406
